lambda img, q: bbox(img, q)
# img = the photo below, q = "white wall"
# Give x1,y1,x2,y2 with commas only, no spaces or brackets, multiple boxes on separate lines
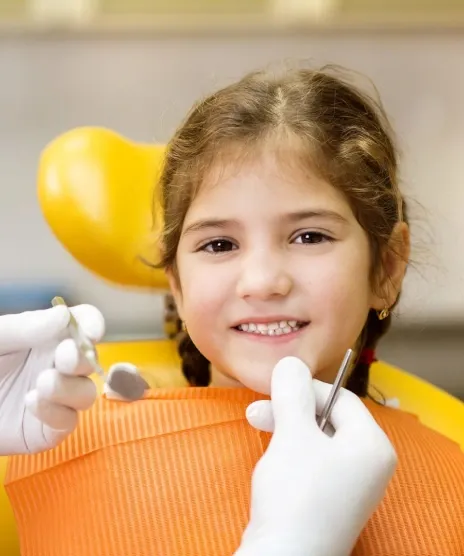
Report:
1,29,464,338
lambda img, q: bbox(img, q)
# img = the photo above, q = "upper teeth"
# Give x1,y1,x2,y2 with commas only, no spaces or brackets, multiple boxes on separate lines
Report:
238,320,300,335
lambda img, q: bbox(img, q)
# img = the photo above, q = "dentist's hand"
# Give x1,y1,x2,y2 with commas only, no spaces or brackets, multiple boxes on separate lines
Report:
235,356,397,556
0,305,105,455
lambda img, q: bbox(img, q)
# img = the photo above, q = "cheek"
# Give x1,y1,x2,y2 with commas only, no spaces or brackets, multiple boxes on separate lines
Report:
176,258,232,349
303,249,372,325
318,269,370,308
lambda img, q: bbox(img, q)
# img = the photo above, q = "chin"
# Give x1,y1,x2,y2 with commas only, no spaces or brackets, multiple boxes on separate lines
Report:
247,382,271,396
237,371,273,396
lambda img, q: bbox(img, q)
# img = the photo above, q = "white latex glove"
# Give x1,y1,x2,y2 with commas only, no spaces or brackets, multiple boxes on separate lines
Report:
0,304,105,456
235,356,397,556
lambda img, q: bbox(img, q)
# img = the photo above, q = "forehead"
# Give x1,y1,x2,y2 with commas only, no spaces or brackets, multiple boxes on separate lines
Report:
185,149,352,221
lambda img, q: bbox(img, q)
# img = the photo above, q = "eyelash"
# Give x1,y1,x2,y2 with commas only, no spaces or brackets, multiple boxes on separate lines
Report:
197,231,335,254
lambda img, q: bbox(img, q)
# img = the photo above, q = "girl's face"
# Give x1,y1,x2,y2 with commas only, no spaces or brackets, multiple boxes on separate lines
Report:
169,151,395,394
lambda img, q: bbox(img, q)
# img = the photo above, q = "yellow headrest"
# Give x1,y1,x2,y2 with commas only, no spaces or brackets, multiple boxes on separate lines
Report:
37,127,169,290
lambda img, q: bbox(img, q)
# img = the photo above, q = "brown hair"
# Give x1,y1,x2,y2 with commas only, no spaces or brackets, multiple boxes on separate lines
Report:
156,65,408,397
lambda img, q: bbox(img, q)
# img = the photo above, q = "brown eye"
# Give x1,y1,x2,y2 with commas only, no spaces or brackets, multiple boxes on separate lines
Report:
294,232,333,244
200,239,237,253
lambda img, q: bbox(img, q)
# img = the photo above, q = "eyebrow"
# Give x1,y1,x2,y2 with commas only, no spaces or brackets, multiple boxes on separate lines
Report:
286,210,349,224
182,210,348,236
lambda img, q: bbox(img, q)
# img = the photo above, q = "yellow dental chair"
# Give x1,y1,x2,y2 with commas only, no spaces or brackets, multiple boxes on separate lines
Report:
1,127,463,555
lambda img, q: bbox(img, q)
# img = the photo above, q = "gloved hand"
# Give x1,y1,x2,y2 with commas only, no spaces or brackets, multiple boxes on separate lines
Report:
235,356,397,556
0,304,105,456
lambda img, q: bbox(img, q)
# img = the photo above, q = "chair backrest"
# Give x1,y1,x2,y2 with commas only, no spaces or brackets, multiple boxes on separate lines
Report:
38,127,168,290
370,361,464,450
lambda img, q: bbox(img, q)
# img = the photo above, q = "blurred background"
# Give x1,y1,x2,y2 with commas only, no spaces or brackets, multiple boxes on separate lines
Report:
0,0,463,398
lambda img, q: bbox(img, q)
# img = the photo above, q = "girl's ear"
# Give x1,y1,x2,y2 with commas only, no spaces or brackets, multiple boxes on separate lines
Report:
371,221,411,311
166,268,184,321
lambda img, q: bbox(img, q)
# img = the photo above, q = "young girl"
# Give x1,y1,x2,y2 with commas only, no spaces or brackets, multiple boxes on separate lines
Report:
5,65,464,556
162,65,409,399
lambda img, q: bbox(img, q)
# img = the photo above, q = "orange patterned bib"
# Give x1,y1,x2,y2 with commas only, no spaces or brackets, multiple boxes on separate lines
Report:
5,387,464,556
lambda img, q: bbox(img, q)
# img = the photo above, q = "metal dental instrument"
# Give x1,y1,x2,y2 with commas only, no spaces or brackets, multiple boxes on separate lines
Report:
51,296,149,401
317,348,354,432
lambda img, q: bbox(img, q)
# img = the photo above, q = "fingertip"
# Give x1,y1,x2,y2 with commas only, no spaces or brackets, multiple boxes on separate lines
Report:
55,337,98,378
271,356,314,404
70,304,106,343
271,356,311,397
273,355,313,378
246,400,275,433
55,338,81,375
25,391,79,432
35,368,97,411
74,378,97,410
269,356,317,430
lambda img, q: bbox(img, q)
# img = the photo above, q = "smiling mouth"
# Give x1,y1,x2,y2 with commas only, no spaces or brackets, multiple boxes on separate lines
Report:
233,320,309,336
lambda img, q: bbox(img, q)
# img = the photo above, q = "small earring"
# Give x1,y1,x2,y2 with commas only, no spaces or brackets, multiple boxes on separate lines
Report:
181,321,187,332
377,305,390,321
